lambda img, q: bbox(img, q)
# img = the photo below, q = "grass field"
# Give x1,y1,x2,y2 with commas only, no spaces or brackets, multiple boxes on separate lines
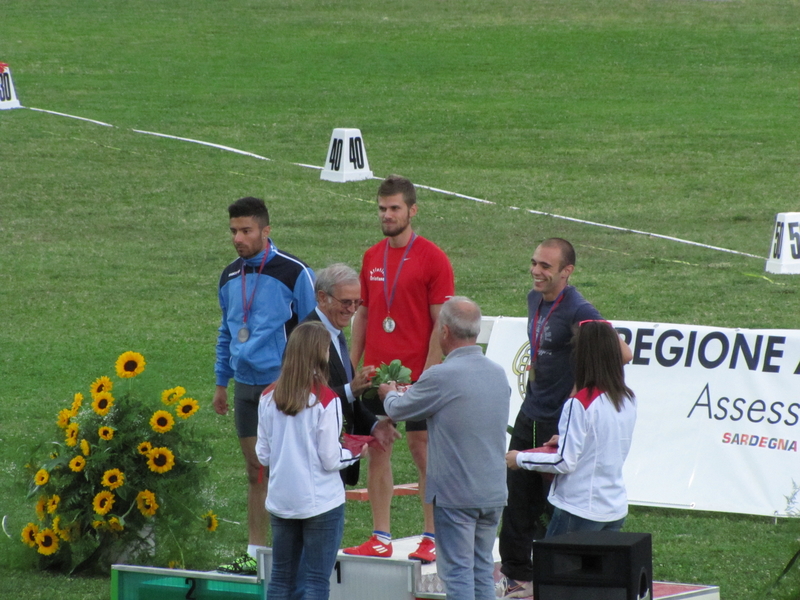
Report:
1,0,799,598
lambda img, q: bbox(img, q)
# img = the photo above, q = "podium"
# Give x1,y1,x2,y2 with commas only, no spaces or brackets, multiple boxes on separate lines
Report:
111,536,719,599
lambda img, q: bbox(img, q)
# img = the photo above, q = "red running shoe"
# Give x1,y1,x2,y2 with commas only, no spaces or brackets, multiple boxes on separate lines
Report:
342,535,393,558
408,537,436,563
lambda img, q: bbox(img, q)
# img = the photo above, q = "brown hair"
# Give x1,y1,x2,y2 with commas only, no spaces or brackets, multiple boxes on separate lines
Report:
377,175,416,208
573,321,633,411
273,321,330,416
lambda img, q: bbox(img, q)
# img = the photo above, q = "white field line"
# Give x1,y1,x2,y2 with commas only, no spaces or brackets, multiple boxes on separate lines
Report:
24,107,765,260
132,129,272,161
27,106,113,127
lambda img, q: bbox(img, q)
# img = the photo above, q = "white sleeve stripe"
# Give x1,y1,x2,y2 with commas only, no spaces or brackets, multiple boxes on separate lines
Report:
275,250,315,286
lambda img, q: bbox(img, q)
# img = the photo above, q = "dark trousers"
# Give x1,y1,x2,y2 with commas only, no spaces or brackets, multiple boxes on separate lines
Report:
498,411,558,582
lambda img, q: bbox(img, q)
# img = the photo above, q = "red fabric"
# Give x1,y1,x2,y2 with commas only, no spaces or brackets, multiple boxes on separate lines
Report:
360,236,454,380
314,385,338,408
521,445,558,455
574,386,604,410
261,383,337,408
342,433,383,455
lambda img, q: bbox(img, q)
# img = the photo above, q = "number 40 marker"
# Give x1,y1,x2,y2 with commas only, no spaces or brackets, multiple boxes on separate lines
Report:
320,128,373,182
0,63,22,110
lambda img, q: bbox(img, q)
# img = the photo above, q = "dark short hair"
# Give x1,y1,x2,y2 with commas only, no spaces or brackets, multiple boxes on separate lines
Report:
540,238,576,270
228,197,269,228
377,175,416,208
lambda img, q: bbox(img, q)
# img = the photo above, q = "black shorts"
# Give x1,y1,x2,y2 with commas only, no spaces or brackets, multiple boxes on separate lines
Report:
361,389,427,432
233,381,269,438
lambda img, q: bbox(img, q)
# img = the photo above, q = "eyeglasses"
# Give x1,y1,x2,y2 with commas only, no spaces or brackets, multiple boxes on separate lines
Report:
328,294,363,309
578,319,612,327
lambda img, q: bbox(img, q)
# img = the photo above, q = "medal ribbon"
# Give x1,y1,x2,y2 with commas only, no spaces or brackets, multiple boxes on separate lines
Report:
530,287,567,365
382,233,417,315
241,249,270,327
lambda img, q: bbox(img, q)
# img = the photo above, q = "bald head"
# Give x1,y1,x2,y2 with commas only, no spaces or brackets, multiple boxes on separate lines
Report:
439,296,482,354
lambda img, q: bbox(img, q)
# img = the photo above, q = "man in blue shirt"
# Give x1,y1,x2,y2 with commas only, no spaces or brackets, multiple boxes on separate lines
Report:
213,197,316,574
496,238,631,598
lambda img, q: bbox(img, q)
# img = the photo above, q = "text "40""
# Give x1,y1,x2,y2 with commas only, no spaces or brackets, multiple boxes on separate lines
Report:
328,136,366,171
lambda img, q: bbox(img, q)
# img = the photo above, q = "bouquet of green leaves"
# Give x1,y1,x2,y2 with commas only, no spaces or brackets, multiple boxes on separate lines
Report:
20,352,216,573
361,359,412,401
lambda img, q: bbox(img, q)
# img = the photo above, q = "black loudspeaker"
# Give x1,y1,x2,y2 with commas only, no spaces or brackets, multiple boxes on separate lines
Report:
532,531,653,600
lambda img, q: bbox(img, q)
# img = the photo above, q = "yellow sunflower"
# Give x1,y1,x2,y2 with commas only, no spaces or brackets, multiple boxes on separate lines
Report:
69,455,86,472
51,516,62,536
101,468,125,490
91,391,114,416
93,490,115,515
70,392,84,416
202,510,219,532
108,517,124,532
34,469,49,486
58,521,77,542
161,386,186,405
46,494,60,514
147,447,175,474
115,351,146,379
99,426,115,441
136,490,159,517
80,438,91,456
35,528,59,556
90,375,113,398
168,560,183,569
56,408,72,429
176,398,200,420
150,410,175,433
65,422,79,447
92,520,105,530
21,523,39,548
35,496,47,520
137,441,153,455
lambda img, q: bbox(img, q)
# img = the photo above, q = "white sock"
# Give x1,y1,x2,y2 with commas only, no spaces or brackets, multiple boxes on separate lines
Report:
373,530,392,545
247,544,265,558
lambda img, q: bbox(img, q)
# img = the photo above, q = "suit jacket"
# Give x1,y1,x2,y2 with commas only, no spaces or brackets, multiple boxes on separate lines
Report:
303,309,378,485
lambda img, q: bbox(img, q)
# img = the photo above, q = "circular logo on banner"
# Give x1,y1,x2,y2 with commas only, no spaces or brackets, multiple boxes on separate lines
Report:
512,342,531,400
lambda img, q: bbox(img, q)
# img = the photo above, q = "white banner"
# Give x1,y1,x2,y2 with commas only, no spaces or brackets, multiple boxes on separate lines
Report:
485,317,800,517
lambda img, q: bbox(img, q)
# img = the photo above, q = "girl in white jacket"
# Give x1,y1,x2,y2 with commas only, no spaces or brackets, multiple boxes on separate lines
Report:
256,321,363,599
506,319,636,536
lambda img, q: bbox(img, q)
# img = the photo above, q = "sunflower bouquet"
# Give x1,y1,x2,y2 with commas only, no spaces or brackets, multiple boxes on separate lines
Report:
21,351,215,573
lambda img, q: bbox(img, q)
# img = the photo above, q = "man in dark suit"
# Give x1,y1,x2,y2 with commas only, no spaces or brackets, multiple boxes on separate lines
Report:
303,263,400,485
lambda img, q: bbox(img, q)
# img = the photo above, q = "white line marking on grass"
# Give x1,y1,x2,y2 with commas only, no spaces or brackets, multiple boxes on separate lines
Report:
26,106,765,260
415,183,497,206
27,107,113,127
417,184,761,259
523,206,763,259
132,129,272,161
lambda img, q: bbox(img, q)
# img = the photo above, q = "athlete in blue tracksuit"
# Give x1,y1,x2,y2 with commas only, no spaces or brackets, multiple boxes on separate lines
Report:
213,196,316,574
215,240,316,389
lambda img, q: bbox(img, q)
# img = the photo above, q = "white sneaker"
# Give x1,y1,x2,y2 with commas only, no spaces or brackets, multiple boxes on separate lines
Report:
495,576,534,598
